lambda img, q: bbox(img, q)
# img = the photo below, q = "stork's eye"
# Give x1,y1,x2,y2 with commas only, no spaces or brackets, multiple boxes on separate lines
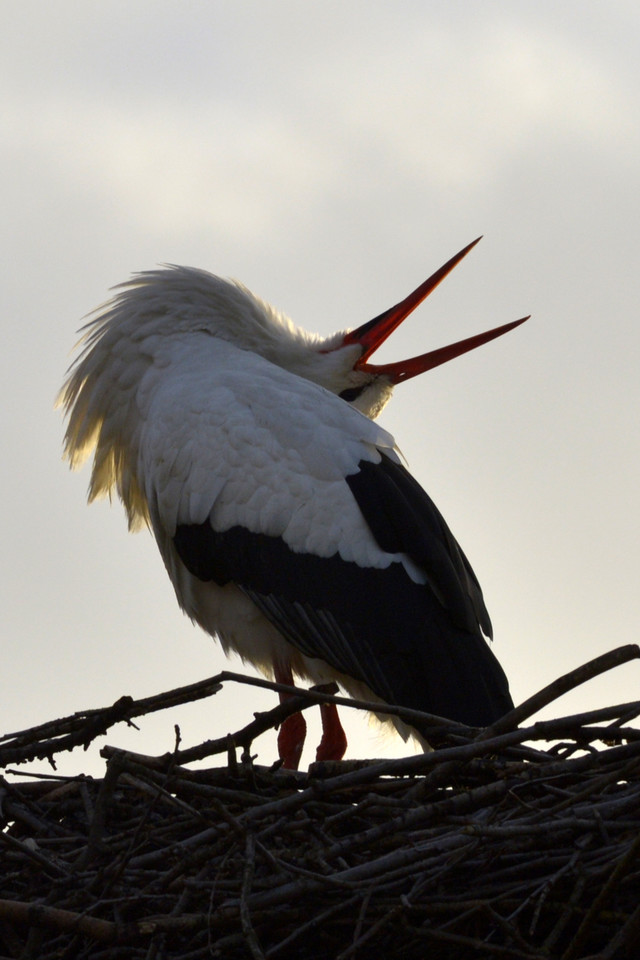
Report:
339,386,366,402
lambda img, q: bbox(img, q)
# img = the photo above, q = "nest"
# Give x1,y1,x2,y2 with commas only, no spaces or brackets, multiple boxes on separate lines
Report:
1,644,640,959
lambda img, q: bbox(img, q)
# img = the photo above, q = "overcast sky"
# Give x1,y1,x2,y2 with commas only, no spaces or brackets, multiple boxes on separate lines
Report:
2,2,639,775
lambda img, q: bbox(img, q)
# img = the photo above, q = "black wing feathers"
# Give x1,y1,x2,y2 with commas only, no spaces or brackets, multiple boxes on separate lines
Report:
346,454,493,637
173,452,513,729
174,523,401,703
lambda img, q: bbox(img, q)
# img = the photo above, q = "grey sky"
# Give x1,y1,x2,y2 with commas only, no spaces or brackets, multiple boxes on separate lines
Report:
2,2,639,771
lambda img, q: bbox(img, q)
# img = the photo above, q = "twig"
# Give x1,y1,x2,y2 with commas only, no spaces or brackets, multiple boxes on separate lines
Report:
240,833,266,960
562,829,640,960
482,644,640,739
0,898,118,941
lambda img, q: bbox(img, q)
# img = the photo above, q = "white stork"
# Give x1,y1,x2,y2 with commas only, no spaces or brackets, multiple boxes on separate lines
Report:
59,238,526,769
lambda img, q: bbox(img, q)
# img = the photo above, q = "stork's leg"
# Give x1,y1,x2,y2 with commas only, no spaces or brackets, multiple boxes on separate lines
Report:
275,665,307,770
316,702,348,762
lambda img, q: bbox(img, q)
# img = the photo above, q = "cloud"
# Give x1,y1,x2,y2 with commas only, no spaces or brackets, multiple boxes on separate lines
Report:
3,5,634,251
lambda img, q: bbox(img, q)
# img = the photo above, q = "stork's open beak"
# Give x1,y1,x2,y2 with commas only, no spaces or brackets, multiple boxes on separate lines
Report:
344,238,529,384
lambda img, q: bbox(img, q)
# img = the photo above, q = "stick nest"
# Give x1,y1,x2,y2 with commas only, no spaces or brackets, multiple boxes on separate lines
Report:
2,645,640,959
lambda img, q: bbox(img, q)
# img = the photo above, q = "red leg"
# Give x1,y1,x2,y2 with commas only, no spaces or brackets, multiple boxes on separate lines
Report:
275,664,307,770
316,702,348,762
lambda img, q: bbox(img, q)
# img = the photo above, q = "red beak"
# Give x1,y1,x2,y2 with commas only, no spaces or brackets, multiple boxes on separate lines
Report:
344,238,528,384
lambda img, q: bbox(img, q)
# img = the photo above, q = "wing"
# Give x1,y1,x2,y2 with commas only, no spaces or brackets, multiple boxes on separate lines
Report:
173,514,513,728
143,345,512,728
345,453,493,639
140,339,398,563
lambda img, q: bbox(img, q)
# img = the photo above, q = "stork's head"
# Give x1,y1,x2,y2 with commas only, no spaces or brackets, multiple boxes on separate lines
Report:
310,236,527,418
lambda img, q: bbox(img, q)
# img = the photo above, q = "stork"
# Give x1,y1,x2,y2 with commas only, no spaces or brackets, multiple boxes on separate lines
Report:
59,238,526,769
